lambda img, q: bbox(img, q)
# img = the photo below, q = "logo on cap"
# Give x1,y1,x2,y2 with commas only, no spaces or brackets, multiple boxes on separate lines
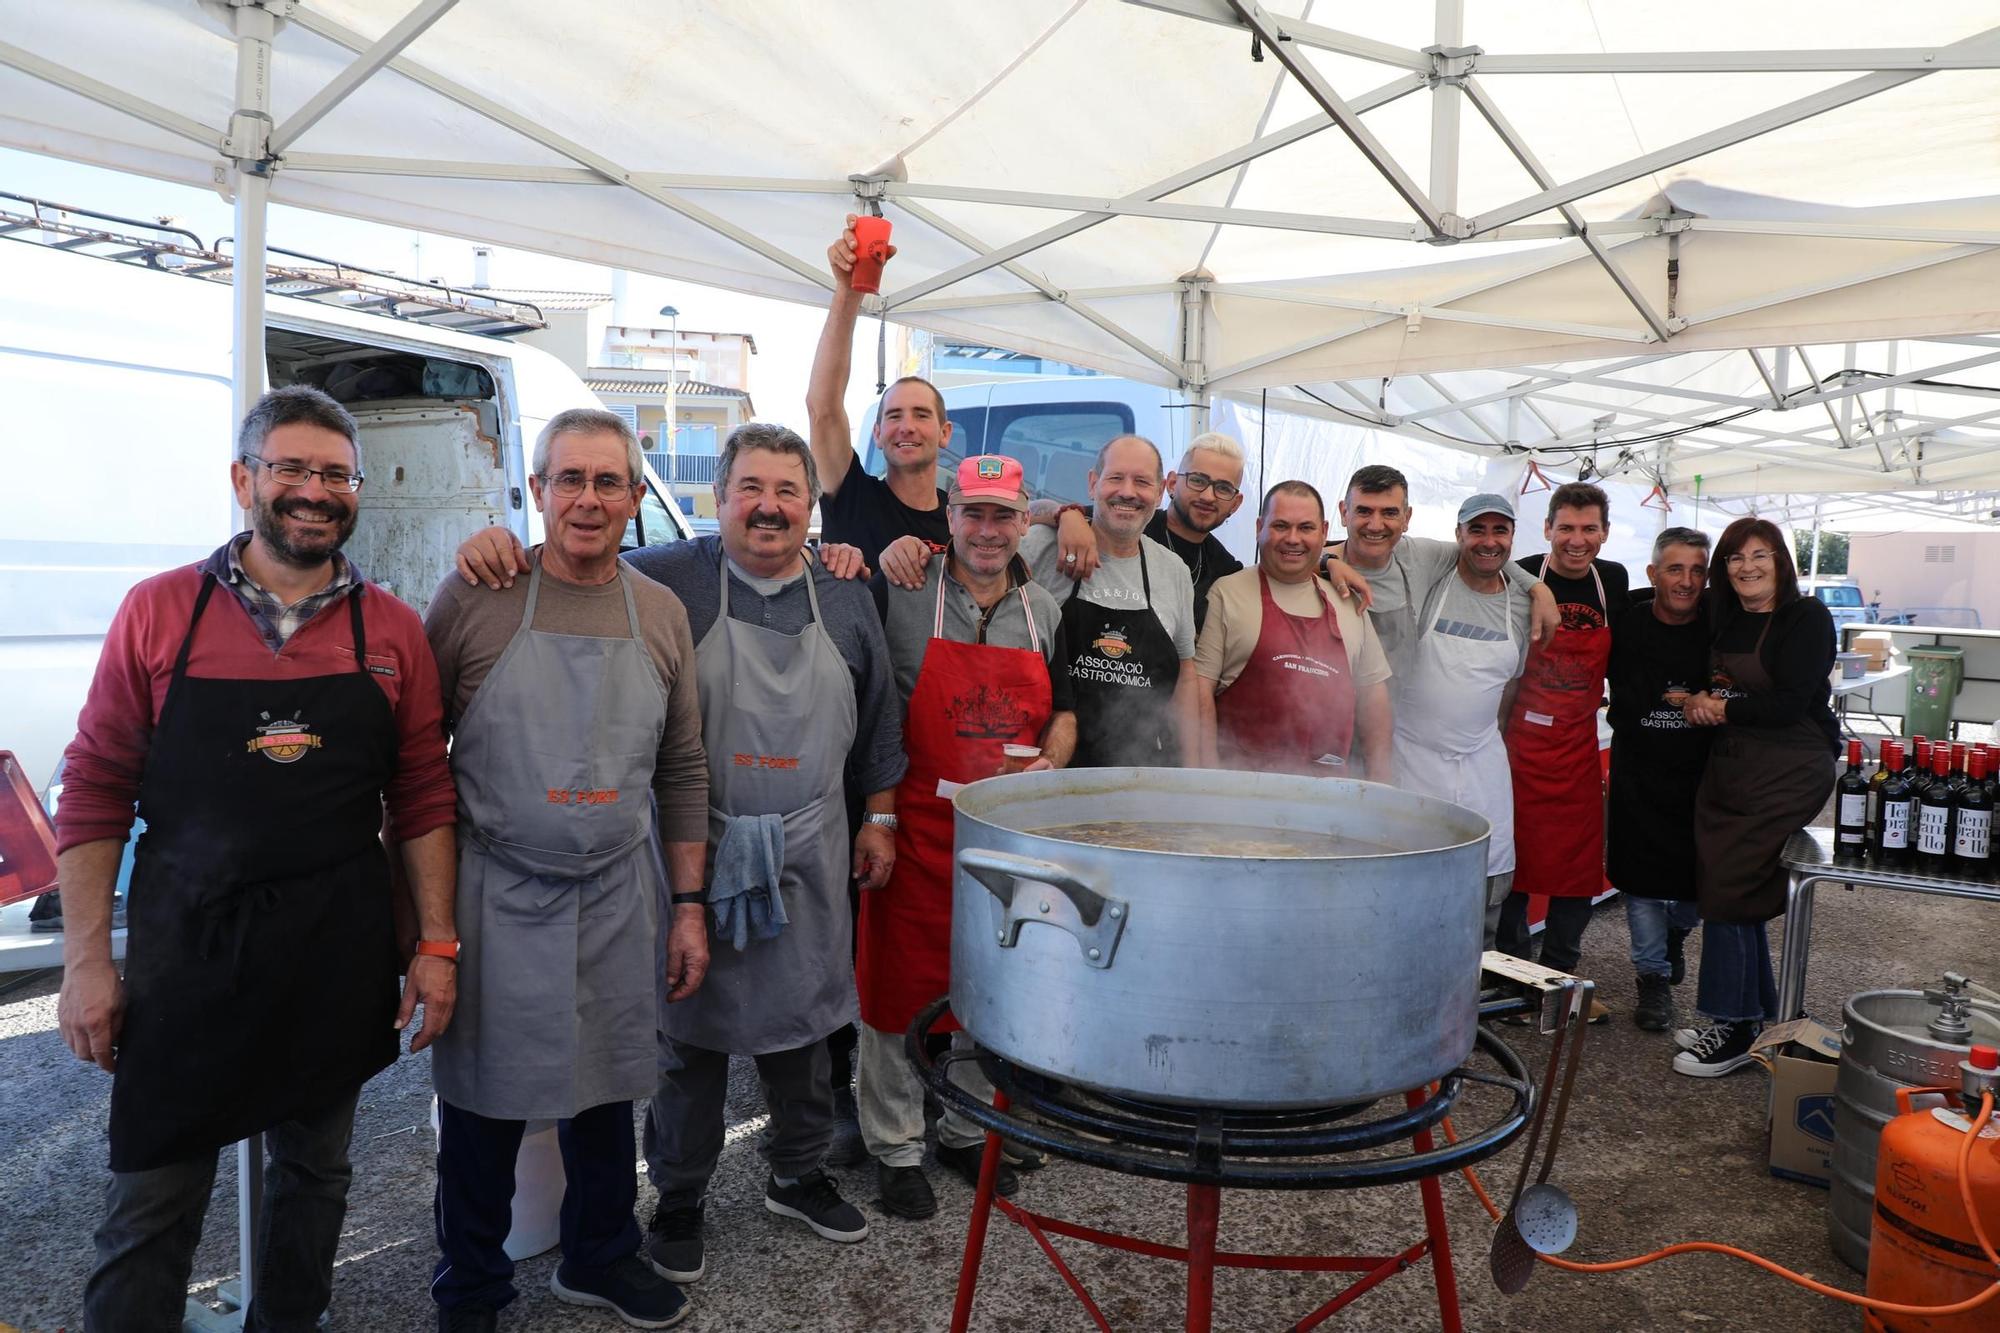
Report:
977,457,1005,479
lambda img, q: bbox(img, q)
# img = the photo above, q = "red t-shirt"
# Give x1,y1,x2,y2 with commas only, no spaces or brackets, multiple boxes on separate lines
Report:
55,560,456,853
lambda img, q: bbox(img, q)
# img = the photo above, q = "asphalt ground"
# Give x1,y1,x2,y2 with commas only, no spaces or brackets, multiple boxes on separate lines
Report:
4,828,1997,1332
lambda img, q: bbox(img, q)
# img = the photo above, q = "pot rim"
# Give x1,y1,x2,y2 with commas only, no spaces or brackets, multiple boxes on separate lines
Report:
953,765,1492,863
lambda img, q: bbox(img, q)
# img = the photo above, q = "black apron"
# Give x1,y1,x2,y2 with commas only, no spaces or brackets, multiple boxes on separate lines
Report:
1060,550,1182,769
1605,614,1712,902
108,575,402,1172
1691,617,1837,925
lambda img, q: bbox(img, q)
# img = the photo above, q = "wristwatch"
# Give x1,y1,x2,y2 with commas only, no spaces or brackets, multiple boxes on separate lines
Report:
863,813,899,830
671,891,708,906
414,938,460,962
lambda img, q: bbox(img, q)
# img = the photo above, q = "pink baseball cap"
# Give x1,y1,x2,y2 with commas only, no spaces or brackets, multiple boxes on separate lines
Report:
949,454,1029,511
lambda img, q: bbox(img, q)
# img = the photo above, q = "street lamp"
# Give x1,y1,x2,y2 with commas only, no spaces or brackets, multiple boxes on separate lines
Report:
658,305,679,485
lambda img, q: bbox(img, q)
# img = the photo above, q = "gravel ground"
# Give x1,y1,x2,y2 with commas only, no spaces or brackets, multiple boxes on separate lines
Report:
5,836,1997,1332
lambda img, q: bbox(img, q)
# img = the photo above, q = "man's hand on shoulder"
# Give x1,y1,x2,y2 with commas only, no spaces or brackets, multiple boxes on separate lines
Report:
879,536,936,590
455,527,529,589
811,543,871,582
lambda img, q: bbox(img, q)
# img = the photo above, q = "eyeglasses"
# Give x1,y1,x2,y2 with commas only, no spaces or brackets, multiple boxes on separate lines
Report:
241,455,364,493
541,471,637,500
1724,549,1776,567
1179,472,1240,501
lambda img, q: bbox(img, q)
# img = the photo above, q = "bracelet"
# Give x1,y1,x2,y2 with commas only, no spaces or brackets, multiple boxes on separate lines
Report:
414,938,460,961
863,812,899,830
671,892,707,906
1055,503,1088,521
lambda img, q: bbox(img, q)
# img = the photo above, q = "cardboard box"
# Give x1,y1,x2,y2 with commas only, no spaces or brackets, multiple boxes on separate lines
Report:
1753,1019,1842,1187
1852,632,1894,672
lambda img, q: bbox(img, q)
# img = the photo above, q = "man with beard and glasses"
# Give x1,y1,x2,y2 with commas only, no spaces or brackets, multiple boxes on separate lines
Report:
1606,527,1713,1033
808,216,951,568
1194,482,1392,781
1390,495,1536,948
423,408,709,1330
55,385,459,1329
454,423,906,1294
1022,432,1248,633
859,455,1076,1219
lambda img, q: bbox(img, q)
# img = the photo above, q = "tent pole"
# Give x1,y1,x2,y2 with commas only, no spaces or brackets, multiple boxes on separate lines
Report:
223,3,278,1324
1179,274,1212,443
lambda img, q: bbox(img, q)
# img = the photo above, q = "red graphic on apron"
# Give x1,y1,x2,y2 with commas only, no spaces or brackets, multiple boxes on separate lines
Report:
948,683,1030,739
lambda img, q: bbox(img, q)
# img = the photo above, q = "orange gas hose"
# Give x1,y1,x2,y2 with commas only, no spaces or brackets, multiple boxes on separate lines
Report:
1439,1091,2000,1318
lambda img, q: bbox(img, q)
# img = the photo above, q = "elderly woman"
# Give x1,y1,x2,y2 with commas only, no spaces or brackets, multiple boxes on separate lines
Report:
1674,517,1837,1076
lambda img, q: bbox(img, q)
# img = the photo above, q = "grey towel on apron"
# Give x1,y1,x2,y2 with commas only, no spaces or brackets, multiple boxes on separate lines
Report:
710,812,788,950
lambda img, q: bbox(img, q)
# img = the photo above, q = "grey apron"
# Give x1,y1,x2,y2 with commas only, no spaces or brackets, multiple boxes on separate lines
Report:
431,560,669,1120
660,557,857,1055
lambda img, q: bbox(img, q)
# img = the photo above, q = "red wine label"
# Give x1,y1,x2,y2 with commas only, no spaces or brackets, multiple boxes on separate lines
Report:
1954,809,1991,860
1918,801,1951,855
1883,800,1912,849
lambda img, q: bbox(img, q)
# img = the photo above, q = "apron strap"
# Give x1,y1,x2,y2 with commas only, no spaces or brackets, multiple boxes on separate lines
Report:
346,583,367,668
615,563,643,639
932,563,1042,654
170,574,219,688
520,560,545,629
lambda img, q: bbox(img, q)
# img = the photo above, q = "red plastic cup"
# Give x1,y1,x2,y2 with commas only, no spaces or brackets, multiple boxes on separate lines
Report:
849,216,893,294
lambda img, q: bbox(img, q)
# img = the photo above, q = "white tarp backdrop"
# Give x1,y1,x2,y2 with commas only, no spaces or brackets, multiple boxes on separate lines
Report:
7,0,2000,514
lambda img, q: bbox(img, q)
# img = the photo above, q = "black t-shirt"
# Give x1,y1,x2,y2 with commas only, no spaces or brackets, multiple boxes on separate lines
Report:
1518,554,1631,630
820,454,949,568
1606,602,1712,770
1708,597,1839,750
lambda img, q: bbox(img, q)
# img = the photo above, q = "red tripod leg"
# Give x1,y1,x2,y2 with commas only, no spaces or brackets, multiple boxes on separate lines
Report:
1185,1182,1221,1333
1406,1088,1463,1333
950,1089,1012,1333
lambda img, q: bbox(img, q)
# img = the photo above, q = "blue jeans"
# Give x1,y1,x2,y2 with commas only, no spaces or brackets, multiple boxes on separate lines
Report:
1695,920,1776,1024
433,1098,642,1311
1625,897,1700,978
85,1089,360,1333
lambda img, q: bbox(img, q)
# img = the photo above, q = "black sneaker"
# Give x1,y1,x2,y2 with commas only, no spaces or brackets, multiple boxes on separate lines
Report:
644,1203,704,1284
876,1163,938,1220
1001,1140,1047,1172
1675,1021,1726,1051
1672,1020,1761,1078
550,1254,689,1329
1666,926,1691,986
438,1307,498,1333
766,1169,869,1242
825,1085,868,1168
1633,974,1673,1032
935,1141,1018,1196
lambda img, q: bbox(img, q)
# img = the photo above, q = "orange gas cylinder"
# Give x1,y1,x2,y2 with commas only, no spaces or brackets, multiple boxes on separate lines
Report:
1864,1068,2000,1333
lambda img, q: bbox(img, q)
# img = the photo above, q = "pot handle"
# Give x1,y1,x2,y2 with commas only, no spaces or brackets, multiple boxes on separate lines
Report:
957,848,1127,969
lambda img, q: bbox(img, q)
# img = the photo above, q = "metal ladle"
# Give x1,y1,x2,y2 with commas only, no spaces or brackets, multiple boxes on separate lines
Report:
1488,976,1592,1288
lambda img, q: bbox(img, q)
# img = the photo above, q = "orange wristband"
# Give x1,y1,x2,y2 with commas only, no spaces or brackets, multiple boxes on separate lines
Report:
415,939,460,962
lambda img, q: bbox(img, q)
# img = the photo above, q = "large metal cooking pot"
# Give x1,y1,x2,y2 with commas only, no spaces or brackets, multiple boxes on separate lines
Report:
949,767,1491,1110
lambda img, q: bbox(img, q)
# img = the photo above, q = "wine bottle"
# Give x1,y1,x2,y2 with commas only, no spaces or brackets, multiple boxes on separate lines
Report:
1914,736,1933,774
1835,739,1869,858
1955,749,1993,877
1916,748,1956,872
1867,742,1894,849
1874,744,1914,869
1948,742,1971,795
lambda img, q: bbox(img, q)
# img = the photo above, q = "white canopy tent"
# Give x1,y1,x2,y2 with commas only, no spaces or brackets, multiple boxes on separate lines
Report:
8,0,2000,519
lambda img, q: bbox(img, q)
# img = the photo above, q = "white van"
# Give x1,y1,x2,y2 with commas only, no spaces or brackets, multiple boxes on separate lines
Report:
1801,577,1875,628
855,376,1187,502
0,236,691,798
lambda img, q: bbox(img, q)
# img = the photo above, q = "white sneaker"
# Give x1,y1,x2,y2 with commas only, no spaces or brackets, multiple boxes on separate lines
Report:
1672,1021,1761,1078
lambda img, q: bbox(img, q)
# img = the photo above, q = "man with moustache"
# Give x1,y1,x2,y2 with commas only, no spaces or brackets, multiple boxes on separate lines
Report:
808,215,951,567
1032,432,1248,632
1393,495,1535,946
452,423,906,1292
1606,528,1713,1032
1027,436,1199,766
425,408,709,1329
859,455,1076,1218
1498,482,1631,994
1193,481,1393,780
56,385,459,1329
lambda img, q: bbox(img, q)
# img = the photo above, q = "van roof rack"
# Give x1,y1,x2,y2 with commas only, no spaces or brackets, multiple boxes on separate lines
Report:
0,190,546,339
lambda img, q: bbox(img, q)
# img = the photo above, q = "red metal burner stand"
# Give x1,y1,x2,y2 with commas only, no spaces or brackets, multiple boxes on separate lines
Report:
948,1089,1463,1333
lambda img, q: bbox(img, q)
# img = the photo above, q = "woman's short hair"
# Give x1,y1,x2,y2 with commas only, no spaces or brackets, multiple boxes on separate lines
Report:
1709,516,1799,612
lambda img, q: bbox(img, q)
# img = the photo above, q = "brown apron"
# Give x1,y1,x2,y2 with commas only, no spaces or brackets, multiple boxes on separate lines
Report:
1692,615,1836,923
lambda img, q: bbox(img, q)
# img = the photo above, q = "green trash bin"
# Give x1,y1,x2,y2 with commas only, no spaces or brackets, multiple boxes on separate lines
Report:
1904,645,1965,739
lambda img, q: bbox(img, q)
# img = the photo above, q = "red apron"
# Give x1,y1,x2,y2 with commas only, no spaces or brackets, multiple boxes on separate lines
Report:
857,574,1052,1035
1213,572,1357,777
1506,564,1615,899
